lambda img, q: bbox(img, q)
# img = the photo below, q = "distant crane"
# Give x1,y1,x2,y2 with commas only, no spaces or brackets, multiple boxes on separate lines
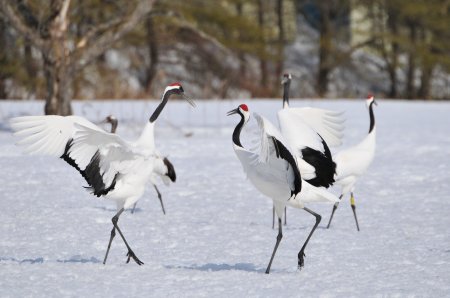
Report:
103,115,176,215
10,83,195,265
228,104,338,274
273,73,345,228
326,94,377,231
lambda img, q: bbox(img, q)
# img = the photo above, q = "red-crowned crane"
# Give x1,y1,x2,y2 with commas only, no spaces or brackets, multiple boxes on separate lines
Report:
326,94,377,231
273,73,345,228
228,104,338,274
10,83,195,265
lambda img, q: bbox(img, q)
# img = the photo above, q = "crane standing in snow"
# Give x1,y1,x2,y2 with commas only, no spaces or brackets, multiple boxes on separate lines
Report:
274,73,345,228
10,83,195,265
103,115,176,215
228,104,338,274
326,95,377,231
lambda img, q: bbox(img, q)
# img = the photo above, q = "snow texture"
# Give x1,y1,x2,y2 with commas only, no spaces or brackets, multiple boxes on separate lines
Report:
0,99,449,297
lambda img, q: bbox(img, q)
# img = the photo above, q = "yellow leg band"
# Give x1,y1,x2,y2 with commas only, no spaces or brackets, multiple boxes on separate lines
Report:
350,196,355,206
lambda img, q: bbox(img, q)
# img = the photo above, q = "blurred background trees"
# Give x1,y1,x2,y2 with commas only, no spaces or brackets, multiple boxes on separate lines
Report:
0,0,449,114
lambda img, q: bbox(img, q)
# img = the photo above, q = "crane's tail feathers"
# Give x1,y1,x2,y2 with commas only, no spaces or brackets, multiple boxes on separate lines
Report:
297,158,316,180
295,181,340,204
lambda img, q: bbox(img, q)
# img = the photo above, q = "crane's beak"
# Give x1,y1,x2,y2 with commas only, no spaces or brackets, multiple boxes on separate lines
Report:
374,100,378,106
182,93,196,108
227,108,238,116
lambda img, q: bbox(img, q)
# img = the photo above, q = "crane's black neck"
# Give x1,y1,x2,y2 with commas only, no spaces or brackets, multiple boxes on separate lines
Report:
283,81,291,107
110,120,118,134
368,101,375,133
232,112,245,147
149,90,174,123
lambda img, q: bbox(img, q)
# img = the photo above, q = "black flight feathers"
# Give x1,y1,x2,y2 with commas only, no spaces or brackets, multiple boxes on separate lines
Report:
163,157,176,182
271,136,302,196
60,139,118,197
301,135,336,188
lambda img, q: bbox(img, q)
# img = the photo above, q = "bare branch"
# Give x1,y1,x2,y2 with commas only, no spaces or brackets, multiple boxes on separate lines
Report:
0,0,46,51
70,0,156,73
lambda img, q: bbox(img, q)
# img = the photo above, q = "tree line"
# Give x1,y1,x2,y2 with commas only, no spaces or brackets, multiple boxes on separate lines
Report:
0,0,449,115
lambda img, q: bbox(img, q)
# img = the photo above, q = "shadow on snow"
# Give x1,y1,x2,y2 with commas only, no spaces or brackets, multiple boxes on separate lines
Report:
166,262,264,273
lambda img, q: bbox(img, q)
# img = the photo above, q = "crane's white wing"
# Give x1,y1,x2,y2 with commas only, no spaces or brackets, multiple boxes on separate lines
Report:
71,123,150,191
253,113,302,195
9,115,103,156
10,115,147,197
278,107,345,148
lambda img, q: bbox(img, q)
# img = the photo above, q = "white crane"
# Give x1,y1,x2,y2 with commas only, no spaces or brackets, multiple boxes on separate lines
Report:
103,115,176,215
10,83,195,265
228,104,338,274
273,73,345,228
326,94,377,231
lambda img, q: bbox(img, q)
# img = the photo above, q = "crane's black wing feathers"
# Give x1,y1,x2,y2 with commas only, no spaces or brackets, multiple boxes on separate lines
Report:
271,136,302,196
60,138,118,197
301,134,336,188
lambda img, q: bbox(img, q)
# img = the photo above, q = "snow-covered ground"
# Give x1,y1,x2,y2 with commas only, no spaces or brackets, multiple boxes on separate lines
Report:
0,99,449,297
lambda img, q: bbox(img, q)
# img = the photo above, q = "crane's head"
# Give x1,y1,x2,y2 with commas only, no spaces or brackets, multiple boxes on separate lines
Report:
281,73,292,85
164,82,196,107
105,115,117,124
101,115,118,133
227,104,250,123
366,93,377,107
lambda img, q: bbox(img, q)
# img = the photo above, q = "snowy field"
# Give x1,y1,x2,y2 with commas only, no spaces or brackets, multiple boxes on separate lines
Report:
0,99,449,297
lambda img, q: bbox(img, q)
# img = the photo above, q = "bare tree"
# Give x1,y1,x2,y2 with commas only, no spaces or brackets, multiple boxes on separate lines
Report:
0,0,155,115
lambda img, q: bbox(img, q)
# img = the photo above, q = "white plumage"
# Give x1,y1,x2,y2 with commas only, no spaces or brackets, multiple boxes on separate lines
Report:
9,83,194,265
228,104,338,274
326,95,377,231
103,115,175,214
272,73,345,227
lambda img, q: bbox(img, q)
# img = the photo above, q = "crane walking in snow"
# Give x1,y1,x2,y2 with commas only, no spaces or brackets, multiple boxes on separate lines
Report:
326,94,377,231
10,83,195,265
103,115,176,215
228,104,338,274
273,73,345,228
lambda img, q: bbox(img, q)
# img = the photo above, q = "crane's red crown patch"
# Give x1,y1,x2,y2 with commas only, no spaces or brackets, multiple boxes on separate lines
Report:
239,104,248,112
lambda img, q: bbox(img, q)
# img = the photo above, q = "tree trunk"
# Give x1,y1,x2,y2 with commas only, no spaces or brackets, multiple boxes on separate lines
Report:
236,2,247,82
43,52,72,115
24,38,37,97
257,0,267,87
43,13,72,116
386,9,399,98
145,15,158,94
317,2,332,97
406,23,417,99
0,19,7,99
418,64,433,99
275,0,284,86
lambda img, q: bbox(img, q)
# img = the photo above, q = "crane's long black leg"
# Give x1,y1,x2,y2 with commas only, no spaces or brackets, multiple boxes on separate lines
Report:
110,208,144,265
103,208,126,264
284,207,287,226
103,218,118,265
154,185,166,215
298,207,321,269
272,205,275,229
266,217,283,274
350,192,360,231
326,194,343,229
131,203,137,214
